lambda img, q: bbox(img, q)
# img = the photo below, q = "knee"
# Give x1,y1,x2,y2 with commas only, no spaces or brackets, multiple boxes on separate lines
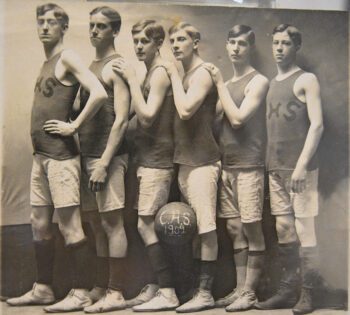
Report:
101,216,113,235
295,218,316,246
101,212,123,234
87,213,103,233
137,217,157,245
58,224,84,244
276,216,296,241
201,230,217,244
137,218,146,237
137,217,152,240
200,231,218,260
226,219,243,239
30,213,51,238
243,222,265,251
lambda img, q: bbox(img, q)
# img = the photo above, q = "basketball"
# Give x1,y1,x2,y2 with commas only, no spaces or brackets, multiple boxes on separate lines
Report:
155,202,197,246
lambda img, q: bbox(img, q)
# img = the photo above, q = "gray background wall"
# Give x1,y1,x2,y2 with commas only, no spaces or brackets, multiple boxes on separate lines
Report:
1,0,348,291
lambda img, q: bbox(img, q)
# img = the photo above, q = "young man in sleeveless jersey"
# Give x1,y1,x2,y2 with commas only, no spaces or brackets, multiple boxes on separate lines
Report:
112,20,179,312
255,24,324,315
6,3,108,312
74,6,130,313
162,22,221,313
204,25,269,311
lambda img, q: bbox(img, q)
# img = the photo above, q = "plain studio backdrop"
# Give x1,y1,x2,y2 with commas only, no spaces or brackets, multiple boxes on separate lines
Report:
1,0,348,297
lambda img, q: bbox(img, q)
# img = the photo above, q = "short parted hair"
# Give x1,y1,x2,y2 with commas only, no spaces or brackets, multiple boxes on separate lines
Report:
36,3,69,29
131,20,165,45
90,6,122,33
227,24,255,46
168,22,201,42
272,24,302,47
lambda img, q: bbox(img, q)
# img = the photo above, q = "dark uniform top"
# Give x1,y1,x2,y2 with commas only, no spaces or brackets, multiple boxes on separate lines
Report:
134,65,175,169
220,70,266,168
31,51,79,160
79,54,128,158
174,64,220,166
266,69,318,171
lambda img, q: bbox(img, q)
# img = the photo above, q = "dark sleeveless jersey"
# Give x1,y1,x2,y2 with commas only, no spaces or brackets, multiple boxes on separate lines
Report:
174,64,220,166
220,71,266,168
266,69,318,171
79,54,128,158
134,65,175,168
31,51,79,160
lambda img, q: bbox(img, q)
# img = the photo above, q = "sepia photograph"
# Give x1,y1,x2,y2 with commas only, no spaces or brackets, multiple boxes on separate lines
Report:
0,1,348,314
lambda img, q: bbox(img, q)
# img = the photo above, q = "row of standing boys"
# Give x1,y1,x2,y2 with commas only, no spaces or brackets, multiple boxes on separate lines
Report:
6,3,326,315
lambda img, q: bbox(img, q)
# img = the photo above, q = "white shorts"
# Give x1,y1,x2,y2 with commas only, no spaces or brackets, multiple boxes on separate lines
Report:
81,155,128,212
218,167,264,223
269,169,319,218
30,154,80,209
178,161,221,234
135,167,174,216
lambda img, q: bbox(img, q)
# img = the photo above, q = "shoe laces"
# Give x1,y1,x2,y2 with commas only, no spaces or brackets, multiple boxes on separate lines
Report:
224,289,237,299
137,284,156,298
105,288,122,298
152,290,170,301
68,289,75,297
240,290,255,299
140,285,151,295
31,283,37,295
106,288,113,295
192,289,209,300
101,289,112,300
299,288,312,304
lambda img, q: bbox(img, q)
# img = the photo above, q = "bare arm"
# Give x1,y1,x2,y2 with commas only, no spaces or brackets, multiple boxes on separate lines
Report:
220,75,269,128
113,59,170,128
203,63,269,128
291,73,324,193
214,99,224,124
164,63,214,120
89,63,130,192
43,50,107,136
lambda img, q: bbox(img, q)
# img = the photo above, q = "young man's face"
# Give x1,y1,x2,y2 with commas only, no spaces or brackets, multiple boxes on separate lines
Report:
132,30,159,63
226,33,251,64
272,30,298,66
169,29,196,61
37,10,65,44
89,12,116,48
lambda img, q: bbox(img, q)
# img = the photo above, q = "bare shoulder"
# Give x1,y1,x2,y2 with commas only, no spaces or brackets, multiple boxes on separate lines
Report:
197,65,213,79
103,59,124,84
294,72,321,103
246,73,269,94
295,72,319,89
192,66,213,86
150,66,171,87
60,49,82,68
251,73,269,89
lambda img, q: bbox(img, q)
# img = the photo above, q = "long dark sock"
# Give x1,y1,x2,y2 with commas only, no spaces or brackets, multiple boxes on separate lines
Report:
67,237,91,289
108,257,125,291
193,258,201,288
244,250,265,292
279,242,300,287
146,242,174,288
172,243,194,296
199,260,216,292
34,238,55,285
233,247,248,291
300,246,321,289
95,256,109,289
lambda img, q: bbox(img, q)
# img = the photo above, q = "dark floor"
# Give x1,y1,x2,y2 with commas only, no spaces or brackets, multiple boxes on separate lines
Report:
0,302,348,315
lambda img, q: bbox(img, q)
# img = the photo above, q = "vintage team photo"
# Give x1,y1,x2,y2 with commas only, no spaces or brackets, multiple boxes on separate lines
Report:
1,1,348,314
